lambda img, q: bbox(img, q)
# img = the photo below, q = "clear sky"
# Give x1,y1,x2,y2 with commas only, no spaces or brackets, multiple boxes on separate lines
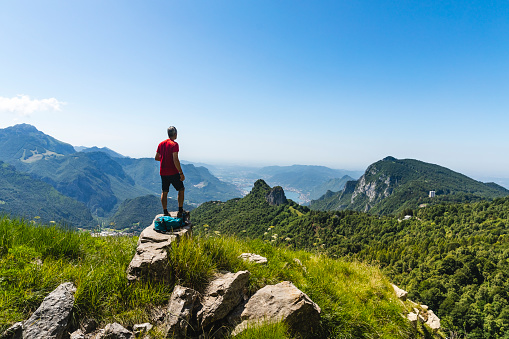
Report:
1,1,508,178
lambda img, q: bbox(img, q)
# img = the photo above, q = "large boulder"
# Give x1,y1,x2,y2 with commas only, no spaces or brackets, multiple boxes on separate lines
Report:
126,213,192,282
165,285,201,338
23,282,77,339
197,271,250,328
232,281,321,338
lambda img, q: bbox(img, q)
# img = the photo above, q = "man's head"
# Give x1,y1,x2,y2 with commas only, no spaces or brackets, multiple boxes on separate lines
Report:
167,126,177,139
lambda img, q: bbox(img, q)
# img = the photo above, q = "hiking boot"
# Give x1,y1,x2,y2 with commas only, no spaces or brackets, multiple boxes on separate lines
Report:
177,210,189,219
164,209,170,216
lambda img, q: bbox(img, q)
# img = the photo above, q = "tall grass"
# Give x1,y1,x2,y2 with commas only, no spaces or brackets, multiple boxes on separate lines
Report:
0,216,422,338
0,216,171,331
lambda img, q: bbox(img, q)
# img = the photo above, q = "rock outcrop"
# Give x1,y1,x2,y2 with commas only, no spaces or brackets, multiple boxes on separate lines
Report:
393,285,441,331
265,186,288,206
126,213,192,282
231,281,321,338
3,282,77,339
391,283,408,301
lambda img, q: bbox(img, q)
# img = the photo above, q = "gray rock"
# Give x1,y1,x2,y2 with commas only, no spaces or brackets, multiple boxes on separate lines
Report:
425,309,441,330
232,281,321,338
0,322,23,339
239,253,267,264
23,282,77,339
266,186,288,206
391,283,408,301
197,271,250,328
70,329,85,339
126,213,192,282
165,285,200,338
94,323,133,339
407,312,418,324
133,323,152,336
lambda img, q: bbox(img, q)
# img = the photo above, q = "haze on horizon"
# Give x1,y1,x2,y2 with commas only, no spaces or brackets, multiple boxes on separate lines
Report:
0,1,508,179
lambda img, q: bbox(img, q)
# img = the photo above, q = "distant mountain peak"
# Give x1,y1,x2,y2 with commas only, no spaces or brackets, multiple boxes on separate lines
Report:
252,179,271,192
76,146,126,158
10,123,39,132
383,156,397,162
0,124,76,164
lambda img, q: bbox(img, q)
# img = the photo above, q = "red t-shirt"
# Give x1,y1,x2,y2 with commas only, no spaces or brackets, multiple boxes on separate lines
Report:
157,139,180,176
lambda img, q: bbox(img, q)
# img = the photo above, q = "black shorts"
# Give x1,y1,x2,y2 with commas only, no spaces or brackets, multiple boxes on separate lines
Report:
161,174,185,192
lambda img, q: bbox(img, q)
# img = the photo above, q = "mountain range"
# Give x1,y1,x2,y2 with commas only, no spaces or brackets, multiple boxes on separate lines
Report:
2,124,507,229
0,124,241,227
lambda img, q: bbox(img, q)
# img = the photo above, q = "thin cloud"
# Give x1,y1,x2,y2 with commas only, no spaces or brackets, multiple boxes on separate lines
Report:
0,95,66,116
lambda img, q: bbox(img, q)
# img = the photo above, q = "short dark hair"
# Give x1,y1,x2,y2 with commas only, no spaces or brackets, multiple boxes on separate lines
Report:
167,126,177,138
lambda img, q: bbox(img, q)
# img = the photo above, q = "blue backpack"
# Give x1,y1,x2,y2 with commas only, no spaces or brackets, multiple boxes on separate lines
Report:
154,215,185,233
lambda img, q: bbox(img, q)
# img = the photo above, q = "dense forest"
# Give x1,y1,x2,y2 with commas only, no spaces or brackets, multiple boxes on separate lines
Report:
192,180,509,338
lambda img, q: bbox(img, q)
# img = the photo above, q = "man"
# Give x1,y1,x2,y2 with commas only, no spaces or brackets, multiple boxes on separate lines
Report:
155,126,185,217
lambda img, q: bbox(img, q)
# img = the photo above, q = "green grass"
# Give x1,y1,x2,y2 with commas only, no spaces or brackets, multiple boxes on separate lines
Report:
0,215,425,338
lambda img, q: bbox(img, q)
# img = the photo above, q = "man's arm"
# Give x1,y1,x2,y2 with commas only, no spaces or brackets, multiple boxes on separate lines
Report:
173,152,185,181
155,153,161,161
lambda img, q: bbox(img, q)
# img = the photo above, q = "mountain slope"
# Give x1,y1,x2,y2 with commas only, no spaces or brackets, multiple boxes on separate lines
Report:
116,157,242,205
75,146,126,158
0,124,75,163
308,175,354,200
310,156,509,215
192,179,509,337
0,161,94,227
18,152,152,217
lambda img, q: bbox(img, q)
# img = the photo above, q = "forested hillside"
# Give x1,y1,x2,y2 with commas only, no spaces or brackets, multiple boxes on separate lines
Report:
193,181,509,337
0,162,94,227
310,157,509,215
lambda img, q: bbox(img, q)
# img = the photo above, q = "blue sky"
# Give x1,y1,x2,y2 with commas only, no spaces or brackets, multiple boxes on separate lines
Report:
1,1,508,178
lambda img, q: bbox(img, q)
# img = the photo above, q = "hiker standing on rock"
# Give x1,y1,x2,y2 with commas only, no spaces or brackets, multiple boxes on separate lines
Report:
155,126,185,217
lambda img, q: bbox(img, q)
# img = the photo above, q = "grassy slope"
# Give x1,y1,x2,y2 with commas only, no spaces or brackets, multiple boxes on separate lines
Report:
0,216,428,338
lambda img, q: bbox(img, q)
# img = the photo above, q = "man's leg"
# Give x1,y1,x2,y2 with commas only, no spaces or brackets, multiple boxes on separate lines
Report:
178,188,185,209
175,188,185,218
161,191,169,214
